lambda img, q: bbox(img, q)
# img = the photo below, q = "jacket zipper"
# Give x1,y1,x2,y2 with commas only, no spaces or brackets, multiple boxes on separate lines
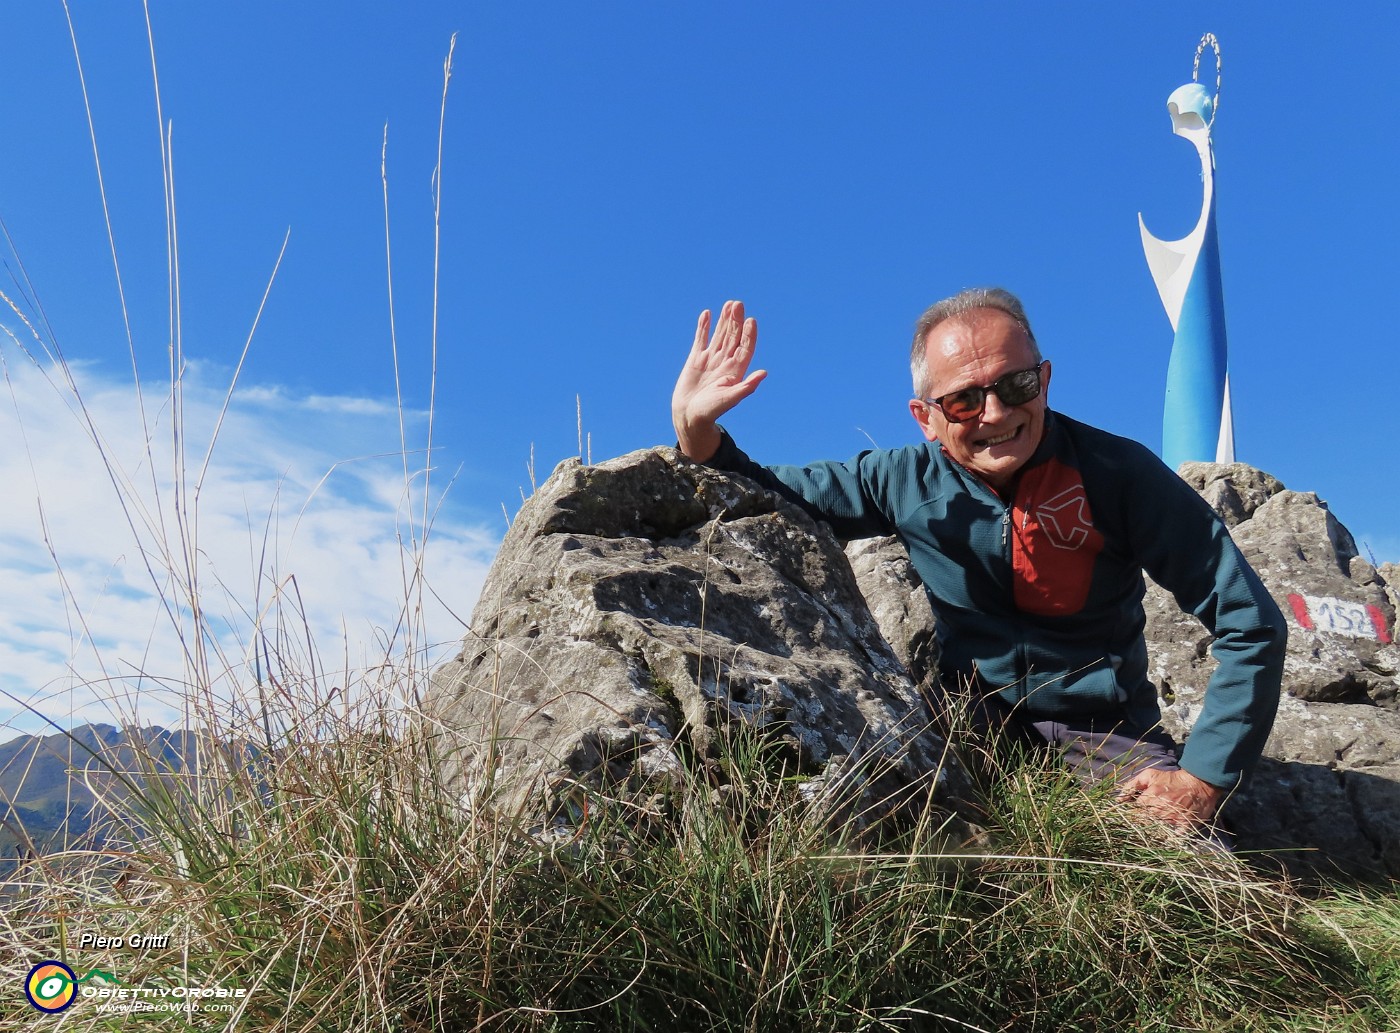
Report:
1007,492,1027,705
941,445,1029,705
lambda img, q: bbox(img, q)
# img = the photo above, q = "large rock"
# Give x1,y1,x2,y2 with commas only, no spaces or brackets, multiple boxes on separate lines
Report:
1378,562,1400,634
843,536,939,691
1228,697,1400,876
1146,464,1400,877
426,448,973,837
1175,462,1286,528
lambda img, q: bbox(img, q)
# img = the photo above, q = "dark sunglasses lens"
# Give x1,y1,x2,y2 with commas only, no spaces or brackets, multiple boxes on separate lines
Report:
940,389,985,421
994,368,1042,406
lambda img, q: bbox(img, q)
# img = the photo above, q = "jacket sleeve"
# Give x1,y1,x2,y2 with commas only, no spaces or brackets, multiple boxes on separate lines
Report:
695,427,901,540
1124,454,1286,789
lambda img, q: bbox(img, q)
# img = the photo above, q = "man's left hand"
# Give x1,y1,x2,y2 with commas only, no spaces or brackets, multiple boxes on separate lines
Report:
1118,767,1225,829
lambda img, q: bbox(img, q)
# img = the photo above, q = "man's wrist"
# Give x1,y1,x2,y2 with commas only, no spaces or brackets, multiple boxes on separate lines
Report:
675,419,721,464
1177,759,1235,796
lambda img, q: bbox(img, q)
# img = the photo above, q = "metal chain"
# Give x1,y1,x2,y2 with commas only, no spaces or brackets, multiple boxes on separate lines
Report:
1192,33,1222,128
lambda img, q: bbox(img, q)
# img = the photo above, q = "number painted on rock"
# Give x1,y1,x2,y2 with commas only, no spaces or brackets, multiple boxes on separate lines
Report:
1287,593,1393,644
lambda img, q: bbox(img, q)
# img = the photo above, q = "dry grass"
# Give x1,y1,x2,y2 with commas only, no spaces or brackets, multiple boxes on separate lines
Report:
1,13,1397,1033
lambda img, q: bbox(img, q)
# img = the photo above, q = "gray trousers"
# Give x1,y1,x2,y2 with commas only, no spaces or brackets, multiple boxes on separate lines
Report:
949,688,1235,850
956,689,1182,784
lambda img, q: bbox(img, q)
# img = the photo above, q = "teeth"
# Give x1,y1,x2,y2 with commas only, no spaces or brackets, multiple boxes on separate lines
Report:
981,429,1018,446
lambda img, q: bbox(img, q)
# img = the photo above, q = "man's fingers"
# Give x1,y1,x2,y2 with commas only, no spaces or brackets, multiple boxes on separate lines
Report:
738,315,758,363
1116,770,1152,801
690,309,712,360
735,369,768,399
1127,788,1197,829
691,301,754,373
714,300,744,357
1121,768,1223,828
708,369,767,410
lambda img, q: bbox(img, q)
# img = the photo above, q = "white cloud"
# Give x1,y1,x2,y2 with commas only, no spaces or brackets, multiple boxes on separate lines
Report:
237,381,414,417
0,346,499,736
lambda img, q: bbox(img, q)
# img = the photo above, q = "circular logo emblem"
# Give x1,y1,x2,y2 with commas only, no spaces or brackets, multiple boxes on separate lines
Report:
26,961,78,1013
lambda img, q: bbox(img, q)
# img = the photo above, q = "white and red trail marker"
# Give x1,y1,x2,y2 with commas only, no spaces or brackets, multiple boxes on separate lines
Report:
1287,593,1392,644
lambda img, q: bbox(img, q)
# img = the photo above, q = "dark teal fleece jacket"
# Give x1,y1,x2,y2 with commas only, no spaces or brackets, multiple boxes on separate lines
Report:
703,410,1286,790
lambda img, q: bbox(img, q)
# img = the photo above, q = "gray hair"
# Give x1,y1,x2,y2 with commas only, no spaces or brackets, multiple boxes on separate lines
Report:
909,287,1041,399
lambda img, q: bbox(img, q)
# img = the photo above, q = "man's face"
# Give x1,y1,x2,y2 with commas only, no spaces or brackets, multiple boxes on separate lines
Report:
908,309,1051,491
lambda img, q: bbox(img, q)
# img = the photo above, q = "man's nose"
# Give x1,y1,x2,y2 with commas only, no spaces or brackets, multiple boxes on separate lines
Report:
980,390,1012,421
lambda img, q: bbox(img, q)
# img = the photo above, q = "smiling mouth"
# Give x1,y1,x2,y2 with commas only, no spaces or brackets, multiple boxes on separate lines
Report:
977,427,1021,448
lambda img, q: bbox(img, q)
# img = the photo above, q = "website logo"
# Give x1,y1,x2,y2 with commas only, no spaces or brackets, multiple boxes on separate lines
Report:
25,961,78,1013
24,962,119,1013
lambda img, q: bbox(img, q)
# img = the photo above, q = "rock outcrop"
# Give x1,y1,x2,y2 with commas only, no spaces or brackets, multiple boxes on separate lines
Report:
430,448,1399,878
426,449,972,838
1148,463,1400,878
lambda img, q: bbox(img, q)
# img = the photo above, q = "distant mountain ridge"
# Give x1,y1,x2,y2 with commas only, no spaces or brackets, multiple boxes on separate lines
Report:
0,723,195,864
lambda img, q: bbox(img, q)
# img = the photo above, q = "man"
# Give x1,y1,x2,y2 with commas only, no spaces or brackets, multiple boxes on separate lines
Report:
671,289,1285,829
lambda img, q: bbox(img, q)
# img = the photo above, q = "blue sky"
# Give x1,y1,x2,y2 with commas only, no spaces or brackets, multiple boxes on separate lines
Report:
1,2,1397,732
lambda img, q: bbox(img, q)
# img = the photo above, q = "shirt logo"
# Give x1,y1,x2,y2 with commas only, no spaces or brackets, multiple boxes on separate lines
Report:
1035,486,1095,550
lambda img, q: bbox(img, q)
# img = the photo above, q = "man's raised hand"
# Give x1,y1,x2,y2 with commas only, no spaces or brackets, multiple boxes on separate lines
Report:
672,300,767,463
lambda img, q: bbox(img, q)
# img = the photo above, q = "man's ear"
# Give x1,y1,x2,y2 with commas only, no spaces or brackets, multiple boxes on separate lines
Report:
909,399,939,442
1041,359,1052,398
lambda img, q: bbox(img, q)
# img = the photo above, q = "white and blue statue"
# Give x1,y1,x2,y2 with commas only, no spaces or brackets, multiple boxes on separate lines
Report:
1138,35,1234,470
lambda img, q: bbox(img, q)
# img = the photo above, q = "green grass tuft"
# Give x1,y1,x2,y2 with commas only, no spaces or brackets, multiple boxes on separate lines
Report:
5,706,1395,1032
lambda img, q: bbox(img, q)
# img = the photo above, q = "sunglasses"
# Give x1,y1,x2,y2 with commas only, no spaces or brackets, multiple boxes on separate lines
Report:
925,362,1046,423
